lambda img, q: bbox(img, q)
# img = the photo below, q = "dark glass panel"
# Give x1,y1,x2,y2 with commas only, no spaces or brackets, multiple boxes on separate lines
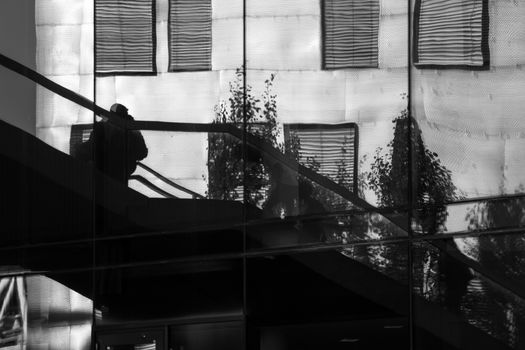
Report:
95,129,245,243
255,318,407,350
95,226,242,267
170,321,243,350
247,209,408,251
0,241,93,272
98,329,164,350
94,259,243,326
247,245,408,323
413,238,525,350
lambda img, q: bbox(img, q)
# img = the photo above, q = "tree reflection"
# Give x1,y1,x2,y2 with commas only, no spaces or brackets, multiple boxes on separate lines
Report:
463,191,525,346
207,68,281,206
367,101,459,234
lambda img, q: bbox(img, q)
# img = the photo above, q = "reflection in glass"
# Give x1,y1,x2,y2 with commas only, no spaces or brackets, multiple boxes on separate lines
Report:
257,319,408,350
365,103,459,235
98,329,163,350
413,239,525,349
95,259,243,326
170,322,243,350
247,248,408,322
73,104,148,186
411,194,525,236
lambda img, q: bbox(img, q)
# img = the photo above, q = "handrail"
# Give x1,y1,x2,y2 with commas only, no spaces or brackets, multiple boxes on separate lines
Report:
137,162,204,199
129,175,177,199
3,52,524,301
0,53,127,128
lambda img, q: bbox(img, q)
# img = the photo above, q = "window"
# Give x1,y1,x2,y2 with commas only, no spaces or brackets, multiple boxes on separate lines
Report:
284,123,358,192
413,0,490,69
95,0,156,75
322,0,380,69
168,0,212,71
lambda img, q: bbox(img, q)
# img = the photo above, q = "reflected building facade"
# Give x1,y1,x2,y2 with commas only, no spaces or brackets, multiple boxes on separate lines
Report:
0,0,525,349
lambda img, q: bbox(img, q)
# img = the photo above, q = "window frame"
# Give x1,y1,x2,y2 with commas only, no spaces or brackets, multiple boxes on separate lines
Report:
283,122,359,194
413,0,490,70
321,0,380,70
95,0,158,76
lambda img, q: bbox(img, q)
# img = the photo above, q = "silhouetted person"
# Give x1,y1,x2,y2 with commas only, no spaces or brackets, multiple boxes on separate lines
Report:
74,103,148,184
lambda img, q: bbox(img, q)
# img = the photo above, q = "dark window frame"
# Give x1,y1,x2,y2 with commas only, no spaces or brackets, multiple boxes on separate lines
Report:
413,0,490,70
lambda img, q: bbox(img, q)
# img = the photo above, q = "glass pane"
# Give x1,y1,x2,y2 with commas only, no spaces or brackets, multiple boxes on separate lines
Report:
411,0,525,212
413,239,525,349
0,242,93,272
244,0,409,250
94,0,244,236
170,322,243,350
413,194,525,235
0,91,95,247
94,259,243,326
256,319,408,350
1,0,96,248
247,246,409,349
94,128,245,243
95,226,242,266
247,209,407,250
247,246,408,322
1,0,94,138
98,329,164,350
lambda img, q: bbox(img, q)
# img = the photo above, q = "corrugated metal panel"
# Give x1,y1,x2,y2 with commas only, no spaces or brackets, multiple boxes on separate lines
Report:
168,0,212,71
95,0,156,74
284,123,357,191
414,0,489,68
323,0,380,69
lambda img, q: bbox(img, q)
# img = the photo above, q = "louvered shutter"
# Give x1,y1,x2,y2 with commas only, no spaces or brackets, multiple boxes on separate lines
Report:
323,0,380,69
414,0,490,69
284,123,358,192
169,0,212,71
95,0,156,75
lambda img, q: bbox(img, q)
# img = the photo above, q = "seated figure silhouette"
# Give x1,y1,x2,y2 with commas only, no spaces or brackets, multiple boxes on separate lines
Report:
74,103,148,184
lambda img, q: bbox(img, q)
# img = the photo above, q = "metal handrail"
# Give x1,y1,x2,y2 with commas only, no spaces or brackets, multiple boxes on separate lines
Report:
136,162,204,199
129,175,177,199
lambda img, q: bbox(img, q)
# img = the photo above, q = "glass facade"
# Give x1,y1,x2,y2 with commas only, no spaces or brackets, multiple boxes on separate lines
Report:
0,0,524,349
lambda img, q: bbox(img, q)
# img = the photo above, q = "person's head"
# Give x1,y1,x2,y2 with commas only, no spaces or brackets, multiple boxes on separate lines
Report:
110,103,133,120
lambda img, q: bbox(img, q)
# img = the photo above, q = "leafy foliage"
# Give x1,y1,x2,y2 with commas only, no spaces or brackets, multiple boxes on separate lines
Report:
206,68,283,206
466,185,525,279
206,68,354,215
367,101,459,233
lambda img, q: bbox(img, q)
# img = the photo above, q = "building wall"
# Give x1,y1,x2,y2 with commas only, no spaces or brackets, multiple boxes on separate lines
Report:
34,0,525,199
35,0,408,200
35,0,94,152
